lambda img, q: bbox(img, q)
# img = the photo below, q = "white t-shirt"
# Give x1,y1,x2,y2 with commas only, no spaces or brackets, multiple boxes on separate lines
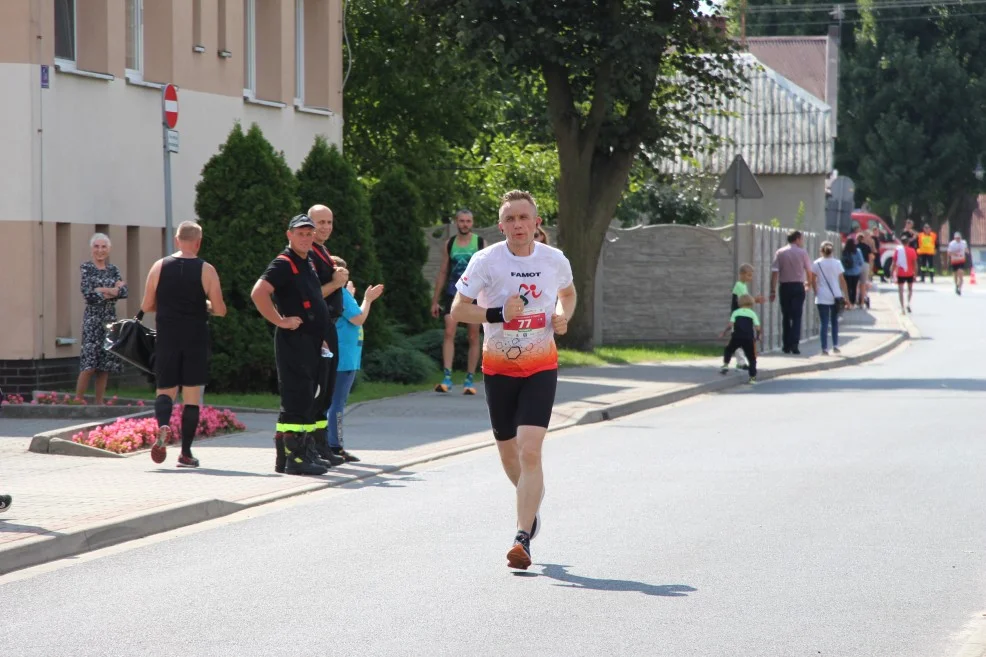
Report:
947,239,968,263
812,257,845,305
456,241,574,377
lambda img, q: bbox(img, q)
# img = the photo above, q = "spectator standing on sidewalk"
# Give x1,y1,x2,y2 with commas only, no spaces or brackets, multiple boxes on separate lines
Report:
769,230,814,355
430,209,485,395
251,215,332,477
812,241,850,356
856,232,874,309
534,227,549,245
76,233,128,404
141,221,227,468
326,255,384,463
871,227,887,283
307,204,348,468
840,239,864,308
916,223,938,283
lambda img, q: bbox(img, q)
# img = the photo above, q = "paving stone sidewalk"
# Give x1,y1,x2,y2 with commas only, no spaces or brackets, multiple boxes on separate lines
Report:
0,290,908,574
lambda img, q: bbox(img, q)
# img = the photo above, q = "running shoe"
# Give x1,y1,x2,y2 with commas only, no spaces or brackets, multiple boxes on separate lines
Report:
531,486,546,540
719,365,729,375
434,370,453,393
177,454,200,468
907,305,912,313
0,494,11,513
507,531,532,570
747,377,757,385
865,296,871,309
462,373,477,395
151,425,169,464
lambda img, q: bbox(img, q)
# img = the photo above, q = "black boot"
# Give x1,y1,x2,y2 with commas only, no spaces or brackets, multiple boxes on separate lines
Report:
304,433,335,469
274,432,286,474
283,432,328,476
313,428,345,466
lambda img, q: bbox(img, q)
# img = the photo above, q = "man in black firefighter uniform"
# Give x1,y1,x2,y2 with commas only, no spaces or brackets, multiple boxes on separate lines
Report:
251,214,346,475
308,204,348,464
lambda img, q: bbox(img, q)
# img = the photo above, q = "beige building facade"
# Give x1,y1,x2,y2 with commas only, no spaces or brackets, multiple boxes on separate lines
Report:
0,0,344,394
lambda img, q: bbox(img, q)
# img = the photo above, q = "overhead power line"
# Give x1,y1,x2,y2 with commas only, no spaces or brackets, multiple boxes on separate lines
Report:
746,0,986,14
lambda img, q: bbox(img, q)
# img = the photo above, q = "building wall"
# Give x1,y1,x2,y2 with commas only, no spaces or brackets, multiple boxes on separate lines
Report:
0,0,343,387
715,174,828,235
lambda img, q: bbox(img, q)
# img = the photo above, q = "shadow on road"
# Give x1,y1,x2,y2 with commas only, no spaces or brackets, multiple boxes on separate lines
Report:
525,563,697,597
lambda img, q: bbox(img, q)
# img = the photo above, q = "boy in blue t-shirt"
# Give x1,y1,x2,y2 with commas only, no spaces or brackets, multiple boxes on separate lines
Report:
720,294,760,383
326,256,384,462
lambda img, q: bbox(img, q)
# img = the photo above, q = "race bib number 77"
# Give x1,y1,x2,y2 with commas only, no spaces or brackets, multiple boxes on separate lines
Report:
502,312,547,339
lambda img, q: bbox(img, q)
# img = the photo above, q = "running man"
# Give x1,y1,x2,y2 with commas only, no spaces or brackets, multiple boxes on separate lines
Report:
450,190,576,570
947,231,971,295
431,209,485,394
893,238,918,313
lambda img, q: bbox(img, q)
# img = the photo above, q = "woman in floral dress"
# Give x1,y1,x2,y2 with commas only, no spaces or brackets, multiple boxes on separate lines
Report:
75,233,128,404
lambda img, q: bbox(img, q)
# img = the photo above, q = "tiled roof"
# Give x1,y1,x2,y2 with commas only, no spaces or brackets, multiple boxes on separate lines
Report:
658,54,833,177
746,36,829,104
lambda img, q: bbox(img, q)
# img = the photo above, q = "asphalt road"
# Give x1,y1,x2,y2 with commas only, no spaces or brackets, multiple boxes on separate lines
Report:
2,283,986,657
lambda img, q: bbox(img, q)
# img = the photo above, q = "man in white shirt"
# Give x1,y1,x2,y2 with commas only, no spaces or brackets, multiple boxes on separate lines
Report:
451,190,577,570
947,231,971,295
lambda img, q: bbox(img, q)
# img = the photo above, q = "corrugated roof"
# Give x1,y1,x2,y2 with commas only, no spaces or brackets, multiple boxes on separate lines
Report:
658,54,833,177
747,36,829,104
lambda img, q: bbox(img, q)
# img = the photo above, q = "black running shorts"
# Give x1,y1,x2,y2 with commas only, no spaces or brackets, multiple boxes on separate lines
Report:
155,338,210,389
897,275,914,284
483,369,558,440
951,262,966,272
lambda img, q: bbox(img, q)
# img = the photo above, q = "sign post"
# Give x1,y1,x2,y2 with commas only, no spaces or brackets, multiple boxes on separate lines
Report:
715,154,764,280
161,84,179,255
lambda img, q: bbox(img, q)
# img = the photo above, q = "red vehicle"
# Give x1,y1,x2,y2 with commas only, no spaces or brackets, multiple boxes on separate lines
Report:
842,210,899,274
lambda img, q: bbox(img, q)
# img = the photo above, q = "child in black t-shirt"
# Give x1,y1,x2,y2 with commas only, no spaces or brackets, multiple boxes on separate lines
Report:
720,294,761,383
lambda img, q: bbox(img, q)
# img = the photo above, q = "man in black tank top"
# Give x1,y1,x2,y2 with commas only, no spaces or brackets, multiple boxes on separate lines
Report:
308,204,349,464
140,221,227,468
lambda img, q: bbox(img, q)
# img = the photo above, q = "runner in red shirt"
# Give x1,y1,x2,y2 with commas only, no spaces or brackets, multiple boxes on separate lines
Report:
892,238,919,313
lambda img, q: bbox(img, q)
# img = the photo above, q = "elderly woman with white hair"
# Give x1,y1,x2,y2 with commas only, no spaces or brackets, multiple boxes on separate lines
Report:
75,232,128,404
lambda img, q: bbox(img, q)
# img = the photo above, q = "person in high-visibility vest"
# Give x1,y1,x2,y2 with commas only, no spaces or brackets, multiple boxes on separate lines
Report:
916,223,938,283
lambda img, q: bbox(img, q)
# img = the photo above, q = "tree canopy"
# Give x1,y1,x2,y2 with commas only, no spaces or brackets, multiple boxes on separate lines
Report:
422,0,744,347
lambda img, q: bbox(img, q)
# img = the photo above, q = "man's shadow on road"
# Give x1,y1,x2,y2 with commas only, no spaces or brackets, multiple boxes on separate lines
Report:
518,563,696,597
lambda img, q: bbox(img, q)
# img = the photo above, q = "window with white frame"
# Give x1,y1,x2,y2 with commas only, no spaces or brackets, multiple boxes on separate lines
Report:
243,0,256,95
294,0,304,103
125,0,143,74
55,0,76,62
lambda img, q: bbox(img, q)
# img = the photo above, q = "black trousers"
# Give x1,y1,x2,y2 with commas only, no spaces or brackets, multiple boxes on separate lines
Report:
724,336,757,377
274,329,321,433
918,254,935,281
779,282,806,351
845,275,860,305
313,323,339,435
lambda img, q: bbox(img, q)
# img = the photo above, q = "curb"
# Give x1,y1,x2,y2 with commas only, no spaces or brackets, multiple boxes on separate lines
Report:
0,325,909,576
28,410,154,456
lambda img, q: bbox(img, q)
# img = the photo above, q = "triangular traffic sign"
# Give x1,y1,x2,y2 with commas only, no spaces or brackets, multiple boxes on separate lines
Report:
714,154,764,200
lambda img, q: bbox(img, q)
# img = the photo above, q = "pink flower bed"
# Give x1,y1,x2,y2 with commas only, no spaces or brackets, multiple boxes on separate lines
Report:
1,392,147,407
71,405,247,454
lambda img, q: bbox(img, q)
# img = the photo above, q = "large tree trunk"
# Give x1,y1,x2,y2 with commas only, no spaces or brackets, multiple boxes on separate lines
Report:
554,149,634,350
946,193,979,248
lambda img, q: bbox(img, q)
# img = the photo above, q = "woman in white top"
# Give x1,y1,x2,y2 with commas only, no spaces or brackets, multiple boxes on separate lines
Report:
811,241,851,355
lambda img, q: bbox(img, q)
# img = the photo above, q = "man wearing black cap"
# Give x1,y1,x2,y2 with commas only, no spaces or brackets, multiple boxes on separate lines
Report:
251,215,344,476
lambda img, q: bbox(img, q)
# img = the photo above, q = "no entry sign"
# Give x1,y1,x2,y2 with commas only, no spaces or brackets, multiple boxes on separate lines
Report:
163,84,179,129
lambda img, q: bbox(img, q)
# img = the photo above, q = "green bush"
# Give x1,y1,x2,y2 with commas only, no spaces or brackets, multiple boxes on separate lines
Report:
296,137,390,351
195,123,299,392
362,346,437,384
369,166,432,335
405,327,479,372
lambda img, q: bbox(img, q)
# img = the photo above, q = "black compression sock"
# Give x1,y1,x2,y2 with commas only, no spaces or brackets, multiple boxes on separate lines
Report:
154,395,173,428
180,404,200,457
